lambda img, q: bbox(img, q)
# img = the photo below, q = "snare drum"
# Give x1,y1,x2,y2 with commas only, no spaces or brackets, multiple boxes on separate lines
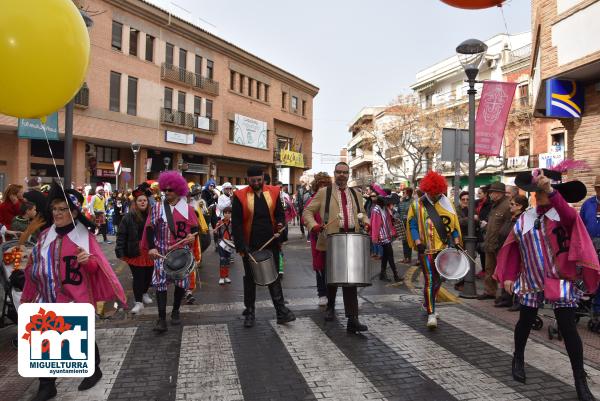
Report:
434,248,469,280
249,249,279,286
219,239,235,253
326,233,371,287
163,248,195,280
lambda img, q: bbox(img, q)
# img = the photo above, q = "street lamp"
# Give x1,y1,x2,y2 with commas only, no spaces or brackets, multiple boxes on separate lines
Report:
63,10,94,188
456,38,487,299
163,156,171,171
131,142,141,187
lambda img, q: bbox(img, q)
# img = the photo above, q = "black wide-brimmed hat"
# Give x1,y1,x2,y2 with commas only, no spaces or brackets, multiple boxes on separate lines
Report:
515,168,586,203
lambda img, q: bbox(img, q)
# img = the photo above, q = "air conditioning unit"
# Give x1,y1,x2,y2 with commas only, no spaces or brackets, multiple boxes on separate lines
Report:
85,144,96,156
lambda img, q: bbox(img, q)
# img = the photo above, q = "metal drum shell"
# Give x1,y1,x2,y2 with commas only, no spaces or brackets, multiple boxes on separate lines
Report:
434,248,469,280
249,249,279,286
326,233,371,287
163,248,194,280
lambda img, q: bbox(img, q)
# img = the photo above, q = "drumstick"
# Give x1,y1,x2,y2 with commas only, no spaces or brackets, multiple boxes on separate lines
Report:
455,244,477,264
257,225,288,252
169,233,198,251
248,253,258,264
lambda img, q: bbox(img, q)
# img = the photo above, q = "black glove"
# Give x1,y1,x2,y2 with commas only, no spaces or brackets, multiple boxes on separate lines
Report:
448,242,457,249
417,243,426,254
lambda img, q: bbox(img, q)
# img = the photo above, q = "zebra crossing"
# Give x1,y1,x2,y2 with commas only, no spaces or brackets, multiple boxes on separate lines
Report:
16,304,596,401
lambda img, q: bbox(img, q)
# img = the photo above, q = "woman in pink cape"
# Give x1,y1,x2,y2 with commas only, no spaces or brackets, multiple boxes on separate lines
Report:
21,183,126,401
495,169,599,401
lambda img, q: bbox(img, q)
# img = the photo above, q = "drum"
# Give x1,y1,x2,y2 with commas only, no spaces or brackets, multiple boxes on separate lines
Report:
434,248,469,280
163,248,195,280
219,239,235,253
249,249,278,286
326,233,371,287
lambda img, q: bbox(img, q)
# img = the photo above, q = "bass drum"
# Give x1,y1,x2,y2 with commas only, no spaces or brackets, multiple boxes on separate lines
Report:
434,248,469,280
326,233,371,287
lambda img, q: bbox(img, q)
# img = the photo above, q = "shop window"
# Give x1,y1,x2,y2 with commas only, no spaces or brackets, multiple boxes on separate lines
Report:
145,35,154,62
129,28,139,56
111,21,122,51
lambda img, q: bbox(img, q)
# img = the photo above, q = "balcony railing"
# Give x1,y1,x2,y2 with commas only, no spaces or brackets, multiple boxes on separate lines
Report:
160,108,218,134
161,63,219,96
74,83,89,108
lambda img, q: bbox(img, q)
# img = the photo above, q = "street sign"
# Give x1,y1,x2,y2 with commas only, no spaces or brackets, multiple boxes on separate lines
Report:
441,128,469,163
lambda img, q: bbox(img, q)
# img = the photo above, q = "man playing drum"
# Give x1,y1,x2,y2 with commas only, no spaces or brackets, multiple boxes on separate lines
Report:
406,171,461,330
232,165,296,328
303,161,370,334
145,171,199,333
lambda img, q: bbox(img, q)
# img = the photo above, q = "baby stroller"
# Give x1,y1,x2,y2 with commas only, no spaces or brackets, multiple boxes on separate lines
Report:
0,240,33,327
547,280,595,340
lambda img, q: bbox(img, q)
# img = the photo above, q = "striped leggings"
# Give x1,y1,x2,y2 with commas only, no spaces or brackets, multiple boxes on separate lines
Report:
419,252,442,315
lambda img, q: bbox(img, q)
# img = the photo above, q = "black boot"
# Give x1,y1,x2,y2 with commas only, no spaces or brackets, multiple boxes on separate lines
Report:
574,370,596,401
31,380,57,401
347,316,368,333
244,307,255,328
78,367,103,391
171,286,185,325
512,353,526,383
324,307,335,322
153,291,168,333
379,269,390,281
391,266,403,282
242,275,256,317
171,310,181,325
269,279,296,324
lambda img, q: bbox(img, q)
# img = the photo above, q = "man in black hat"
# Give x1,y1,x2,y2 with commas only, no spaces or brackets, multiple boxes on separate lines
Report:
479,181,511,301
231,165,295,328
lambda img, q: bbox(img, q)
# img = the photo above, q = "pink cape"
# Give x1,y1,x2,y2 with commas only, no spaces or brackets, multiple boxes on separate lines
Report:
495,191,600,294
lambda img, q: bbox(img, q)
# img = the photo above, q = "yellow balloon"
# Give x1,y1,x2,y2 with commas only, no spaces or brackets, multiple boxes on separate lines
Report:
0,0,90,118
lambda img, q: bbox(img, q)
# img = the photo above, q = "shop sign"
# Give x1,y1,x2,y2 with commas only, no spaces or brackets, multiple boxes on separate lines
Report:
96,169,116,178
280,150,304,168
546,79,583,118
539,151,564,169
165,130,194,145
506,156,529,170
18,112,59,140
233,114,267,149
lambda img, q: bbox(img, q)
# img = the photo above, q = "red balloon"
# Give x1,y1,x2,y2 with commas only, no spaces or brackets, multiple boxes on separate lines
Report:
440,0,505,9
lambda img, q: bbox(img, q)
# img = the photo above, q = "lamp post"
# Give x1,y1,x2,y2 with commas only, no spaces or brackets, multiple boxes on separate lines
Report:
163,157,171,171
63,10,93,188
456,38,488,299
131,142,141,188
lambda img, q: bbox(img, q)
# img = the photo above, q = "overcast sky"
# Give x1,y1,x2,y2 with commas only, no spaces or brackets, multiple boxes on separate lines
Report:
148,0,531,173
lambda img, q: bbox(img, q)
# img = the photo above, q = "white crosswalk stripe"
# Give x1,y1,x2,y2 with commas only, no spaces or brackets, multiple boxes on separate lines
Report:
20,327,137,401
361,314,530,401
271,317,387,401
176,324,243,401
443,306,600,394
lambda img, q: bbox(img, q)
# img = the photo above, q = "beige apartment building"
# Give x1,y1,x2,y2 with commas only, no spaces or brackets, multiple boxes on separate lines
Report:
0,0,318,190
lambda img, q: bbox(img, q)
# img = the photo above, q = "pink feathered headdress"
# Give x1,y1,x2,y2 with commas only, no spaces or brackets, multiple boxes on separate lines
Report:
158,170,189,197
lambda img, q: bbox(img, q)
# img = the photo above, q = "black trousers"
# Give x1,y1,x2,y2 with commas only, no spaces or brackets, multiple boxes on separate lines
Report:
40,343,100,385
402,239,412,261
514,305,583,372
316,270,327,297
327,286,358,318
380,243,397,274
128,265,153,303
242,245,283,310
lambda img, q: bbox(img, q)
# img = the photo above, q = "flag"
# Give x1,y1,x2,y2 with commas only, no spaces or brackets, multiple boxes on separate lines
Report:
475,80,517,156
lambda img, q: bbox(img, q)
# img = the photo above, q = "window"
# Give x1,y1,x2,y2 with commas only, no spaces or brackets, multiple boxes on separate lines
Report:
291,96,298,111
206,60,214,79
179,48,187,69
129,28,139,56
96,146,120,163
518,138,530,156
256,82,261,100
177,91,186,113
194,96,201,116
248,78,253,97
519,84,529,106
164,87,173,110
282,92,287,109
264,84,269,102
127,76,138,116
109,71,121,112
551,132,565,152
239,74,245,94
230,70,236,90
205,99,213,119
111,21,123,51
145,34,154,62
195,55,202,76
165,43,174,65
302,100,306,116
229,120,235,141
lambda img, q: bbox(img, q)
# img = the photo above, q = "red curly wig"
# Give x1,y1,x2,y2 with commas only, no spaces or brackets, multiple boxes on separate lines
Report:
419,171,447,196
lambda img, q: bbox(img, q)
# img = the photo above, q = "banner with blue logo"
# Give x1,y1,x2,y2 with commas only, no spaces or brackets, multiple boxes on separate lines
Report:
17,112,59,140
545,79,584,118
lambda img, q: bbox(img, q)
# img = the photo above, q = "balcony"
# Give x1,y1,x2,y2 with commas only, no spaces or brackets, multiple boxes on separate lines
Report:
161,63,219,96
519,96,530,107
384,147,403,159
74,83,89,108
348,150,373,169
160,108,218,134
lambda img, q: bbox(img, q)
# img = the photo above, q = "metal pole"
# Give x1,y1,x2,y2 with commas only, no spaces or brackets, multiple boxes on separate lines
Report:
64,100,74,188
453,129,461,206
133,152,137,188
460,76,478,298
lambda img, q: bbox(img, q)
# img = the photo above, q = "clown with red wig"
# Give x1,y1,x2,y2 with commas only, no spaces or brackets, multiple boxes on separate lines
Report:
407,171,462,330
143,171,199,333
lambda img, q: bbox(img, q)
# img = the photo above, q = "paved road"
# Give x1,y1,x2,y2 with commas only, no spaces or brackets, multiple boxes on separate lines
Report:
1,226,598,400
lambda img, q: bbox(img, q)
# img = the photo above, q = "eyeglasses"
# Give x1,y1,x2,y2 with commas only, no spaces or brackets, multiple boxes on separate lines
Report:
52,207,70,214
334,170,349,174
460,198,468,202
164,188,174,192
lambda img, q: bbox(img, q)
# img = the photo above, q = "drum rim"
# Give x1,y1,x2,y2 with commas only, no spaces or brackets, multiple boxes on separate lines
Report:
435,248,469,280
164,248,194,274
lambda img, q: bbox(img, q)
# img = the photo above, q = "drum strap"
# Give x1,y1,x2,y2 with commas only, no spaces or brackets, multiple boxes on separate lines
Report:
421,196,449,245
163,200,177,237
323,186,361,229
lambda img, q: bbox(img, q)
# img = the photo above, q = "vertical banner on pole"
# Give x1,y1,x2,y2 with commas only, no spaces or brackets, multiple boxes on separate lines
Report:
113,161,122,191
474,81,517,156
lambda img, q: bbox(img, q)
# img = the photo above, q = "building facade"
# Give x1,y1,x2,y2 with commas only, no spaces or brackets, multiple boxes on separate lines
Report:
347,107,385,188
0,0,318,190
